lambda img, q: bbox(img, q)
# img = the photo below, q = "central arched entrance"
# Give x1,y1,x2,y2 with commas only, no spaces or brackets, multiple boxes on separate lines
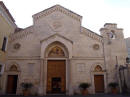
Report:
45,42,68,94
47,60,66,94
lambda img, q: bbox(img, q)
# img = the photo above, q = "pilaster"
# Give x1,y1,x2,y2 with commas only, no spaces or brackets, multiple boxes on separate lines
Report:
68,59,74,95
38,59,44,95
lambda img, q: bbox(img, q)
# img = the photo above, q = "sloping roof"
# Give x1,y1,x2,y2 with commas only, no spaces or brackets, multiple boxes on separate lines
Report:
33,5,82,21
0,1,15,22
81,27,103,42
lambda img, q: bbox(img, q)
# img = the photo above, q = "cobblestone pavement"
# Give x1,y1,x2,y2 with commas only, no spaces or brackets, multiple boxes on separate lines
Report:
0,94,130,97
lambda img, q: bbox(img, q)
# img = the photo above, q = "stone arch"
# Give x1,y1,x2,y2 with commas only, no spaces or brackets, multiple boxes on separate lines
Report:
6,62,20,94
90,63,104,72
8,62,21,72
90,63,107,94
45,41,69,58
9,65,18,71
40,35,73,58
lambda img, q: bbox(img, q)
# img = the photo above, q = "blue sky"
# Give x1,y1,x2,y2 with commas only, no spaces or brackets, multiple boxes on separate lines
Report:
2,0,130,38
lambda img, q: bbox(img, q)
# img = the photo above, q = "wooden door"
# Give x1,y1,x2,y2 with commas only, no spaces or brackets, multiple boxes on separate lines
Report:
94,75,104,93
6,75,18,94
47,60,66,94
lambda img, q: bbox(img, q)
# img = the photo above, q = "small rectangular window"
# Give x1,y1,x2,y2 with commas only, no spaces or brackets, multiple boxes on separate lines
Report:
2,37,8,51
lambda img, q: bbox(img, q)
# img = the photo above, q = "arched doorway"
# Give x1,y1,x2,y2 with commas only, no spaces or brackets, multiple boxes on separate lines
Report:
6,65,19,94
45,42,68,94
94,65,104,93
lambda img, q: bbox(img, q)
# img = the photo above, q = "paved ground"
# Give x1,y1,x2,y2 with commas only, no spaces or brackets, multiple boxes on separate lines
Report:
0,94,130,97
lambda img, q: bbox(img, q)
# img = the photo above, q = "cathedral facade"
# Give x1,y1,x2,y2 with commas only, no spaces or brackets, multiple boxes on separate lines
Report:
1,5,127,95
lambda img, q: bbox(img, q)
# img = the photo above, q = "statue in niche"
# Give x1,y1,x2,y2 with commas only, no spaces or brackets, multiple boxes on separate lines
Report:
48,46,65,57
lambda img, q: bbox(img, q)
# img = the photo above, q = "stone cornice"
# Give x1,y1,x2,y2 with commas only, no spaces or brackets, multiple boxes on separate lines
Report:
8,56,40,60
33,5,82,22
9,26,33,42
8,56,104,60
81,27,103,42
72,57,104,60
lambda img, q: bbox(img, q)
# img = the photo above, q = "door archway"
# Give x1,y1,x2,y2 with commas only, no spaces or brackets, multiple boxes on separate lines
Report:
45,42,69,94
93,65,105,93
6,65,19,94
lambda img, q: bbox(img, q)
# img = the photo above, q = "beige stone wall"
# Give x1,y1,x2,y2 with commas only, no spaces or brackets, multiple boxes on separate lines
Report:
70,59,105,93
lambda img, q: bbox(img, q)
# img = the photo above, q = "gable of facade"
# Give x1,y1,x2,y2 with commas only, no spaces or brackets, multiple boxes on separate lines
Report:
8,5,104,58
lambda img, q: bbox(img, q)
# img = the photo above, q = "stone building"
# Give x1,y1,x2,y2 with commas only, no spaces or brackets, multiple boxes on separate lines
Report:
0,1,16,94
1,5,127,95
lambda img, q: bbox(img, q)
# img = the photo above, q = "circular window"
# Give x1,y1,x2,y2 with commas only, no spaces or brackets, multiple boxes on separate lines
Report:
13,43,21,50
93,44,100,50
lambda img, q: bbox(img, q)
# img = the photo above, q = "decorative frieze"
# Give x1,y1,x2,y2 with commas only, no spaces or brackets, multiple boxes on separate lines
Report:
33,5,82,22
9,26,33,42
81,27,103,42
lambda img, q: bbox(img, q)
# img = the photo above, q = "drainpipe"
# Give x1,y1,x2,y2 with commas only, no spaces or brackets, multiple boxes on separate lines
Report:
102,39,108,93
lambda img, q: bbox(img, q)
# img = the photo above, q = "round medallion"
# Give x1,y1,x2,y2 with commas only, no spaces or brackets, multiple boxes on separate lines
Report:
52,21,62,31
13,43,21,50
93,44,100,50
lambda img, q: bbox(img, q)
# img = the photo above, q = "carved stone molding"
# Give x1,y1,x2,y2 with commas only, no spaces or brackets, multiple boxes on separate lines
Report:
33,5,82,22
81,27,103,42
9,26,33,42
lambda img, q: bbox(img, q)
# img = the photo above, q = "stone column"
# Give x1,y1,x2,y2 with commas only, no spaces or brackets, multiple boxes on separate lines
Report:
38,59,44,95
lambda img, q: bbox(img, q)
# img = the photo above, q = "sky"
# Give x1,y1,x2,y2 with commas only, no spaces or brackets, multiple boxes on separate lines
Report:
2,0,130,38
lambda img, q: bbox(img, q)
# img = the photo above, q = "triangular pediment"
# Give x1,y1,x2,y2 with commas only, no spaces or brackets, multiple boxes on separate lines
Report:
33,5,82,22
40,33,73,43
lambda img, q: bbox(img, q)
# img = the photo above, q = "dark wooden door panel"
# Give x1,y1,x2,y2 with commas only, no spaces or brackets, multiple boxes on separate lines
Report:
6,75,18,94
94,75,104,93
47,60,66,94
7,75,14,94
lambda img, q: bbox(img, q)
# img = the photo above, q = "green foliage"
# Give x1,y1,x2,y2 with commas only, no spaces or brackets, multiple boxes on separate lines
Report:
79,83,90,90
108,82,118,89
21,82,33,90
